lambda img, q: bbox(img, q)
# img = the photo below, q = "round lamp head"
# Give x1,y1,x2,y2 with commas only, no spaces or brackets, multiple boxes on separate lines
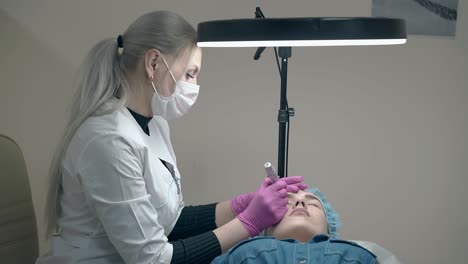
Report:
197,17,406,47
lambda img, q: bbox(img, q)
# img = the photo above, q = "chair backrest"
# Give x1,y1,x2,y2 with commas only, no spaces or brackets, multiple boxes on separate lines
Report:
351,240,401,264
0,134,39,263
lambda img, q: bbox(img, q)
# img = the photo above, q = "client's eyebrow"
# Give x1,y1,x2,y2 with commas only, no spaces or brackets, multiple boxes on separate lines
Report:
287,193,320,201
304,194,319,201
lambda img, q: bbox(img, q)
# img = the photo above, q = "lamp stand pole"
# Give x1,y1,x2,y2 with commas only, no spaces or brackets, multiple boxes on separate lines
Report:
277,47,294,178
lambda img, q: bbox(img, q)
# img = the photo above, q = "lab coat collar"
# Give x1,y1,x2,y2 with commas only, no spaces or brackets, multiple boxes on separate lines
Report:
120,106,175,166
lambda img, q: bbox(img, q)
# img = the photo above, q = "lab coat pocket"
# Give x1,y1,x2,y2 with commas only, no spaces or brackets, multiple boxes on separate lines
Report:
144,155,173,209
54,232,91,249
147,172,172,209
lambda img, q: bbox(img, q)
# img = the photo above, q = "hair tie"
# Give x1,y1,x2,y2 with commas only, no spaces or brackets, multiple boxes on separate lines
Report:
117,35,124,48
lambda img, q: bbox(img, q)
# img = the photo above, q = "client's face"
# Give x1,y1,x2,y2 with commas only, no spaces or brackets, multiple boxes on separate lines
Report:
265,190,328,242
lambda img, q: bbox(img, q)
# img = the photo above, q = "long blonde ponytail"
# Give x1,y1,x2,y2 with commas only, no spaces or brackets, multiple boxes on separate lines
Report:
45,10,197,237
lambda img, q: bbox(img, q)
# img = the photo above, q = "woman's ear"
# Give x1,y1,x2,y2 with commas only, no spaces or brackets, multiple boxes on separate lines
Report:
144,49,161,79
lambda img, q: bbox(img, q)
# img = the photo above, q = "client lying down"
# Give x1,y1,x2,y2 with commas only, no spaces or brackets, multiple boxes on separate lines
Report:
212,188,400,264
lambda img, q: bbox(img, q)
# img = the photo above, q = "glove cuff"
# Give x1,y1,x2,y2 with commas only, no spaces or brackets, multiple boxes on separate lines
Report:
237,213,260,237
230,197,243,216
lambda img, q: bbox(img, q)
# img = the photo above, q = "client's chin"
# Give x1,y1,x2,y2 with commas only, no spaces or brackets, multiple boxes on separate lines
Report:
267,222,317,243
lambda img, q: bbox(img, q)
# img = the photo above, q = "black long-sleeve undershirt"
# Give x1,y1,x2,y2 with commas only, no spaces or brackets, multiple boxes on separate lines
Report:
169,203,221,264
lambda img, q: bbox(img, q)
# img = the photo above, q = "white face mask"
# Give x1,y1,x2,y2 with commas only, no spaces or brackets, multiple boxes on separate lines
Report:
151,55,200,120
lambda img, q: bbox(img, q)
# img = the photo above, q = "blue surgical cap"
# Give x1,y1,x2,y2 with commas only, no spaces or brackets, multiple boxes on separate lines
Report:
259,187,341,239
307,187,341,239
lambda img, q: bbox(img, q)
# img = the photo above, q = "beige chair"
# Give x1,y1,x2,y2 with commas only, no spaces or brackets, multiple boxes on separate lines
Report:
0,135,39,264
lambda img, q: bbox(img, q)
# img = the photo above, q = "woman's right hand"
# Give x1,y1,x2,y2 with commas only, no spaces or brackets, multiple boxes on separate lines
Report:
236,176,305,237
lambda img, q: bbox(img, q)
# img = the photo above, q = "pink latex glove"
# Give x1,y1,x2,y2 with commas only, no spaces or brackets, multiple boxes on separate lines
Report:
237,176,306,237
231,176,307,215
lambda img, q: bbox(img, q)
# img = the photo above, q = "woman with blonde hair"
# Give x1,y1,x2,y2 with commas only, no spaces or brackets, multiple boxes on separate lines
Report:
44,10,306,263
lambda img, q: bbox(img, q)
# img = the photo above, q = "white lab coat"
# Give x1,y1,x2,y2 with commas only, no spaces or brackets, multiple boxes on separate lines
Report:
50,101,184,264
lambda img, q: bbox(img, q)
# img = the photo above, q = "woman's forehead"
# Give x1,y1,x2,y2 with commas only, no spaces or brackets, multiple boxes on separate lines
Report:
188,47,202,67
173,47,201,70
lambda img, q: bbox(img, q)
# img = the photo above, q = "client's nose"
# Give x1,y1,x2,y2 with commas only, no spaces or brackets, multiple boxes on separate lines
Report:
294,200,306,208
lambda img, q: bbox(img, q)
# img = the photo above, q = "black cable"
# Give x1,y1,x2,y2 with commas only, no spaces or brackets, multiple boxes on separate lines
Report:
274,47,281,76
285,99,290,177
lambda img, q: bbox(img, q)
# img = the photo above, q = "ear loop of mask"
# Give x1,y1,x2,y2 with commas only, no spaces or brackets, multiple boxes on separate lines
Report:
151,75,157,93
150,55,176,95
160,55,177,84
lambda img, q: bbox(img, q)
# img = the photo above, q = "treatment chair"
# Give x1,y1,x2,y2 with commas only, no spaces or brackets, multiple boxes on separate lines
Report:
351,240,401,264
0,134,39,263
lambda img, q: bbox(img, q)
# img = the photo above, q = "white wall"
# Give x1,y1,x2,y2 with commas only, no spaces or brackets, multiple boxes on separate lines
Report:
1,0,467,263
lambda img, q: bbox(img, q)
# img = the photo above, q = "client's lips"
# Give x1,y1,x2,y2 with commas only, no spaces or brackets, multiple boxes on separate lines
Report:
290,208,309,216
